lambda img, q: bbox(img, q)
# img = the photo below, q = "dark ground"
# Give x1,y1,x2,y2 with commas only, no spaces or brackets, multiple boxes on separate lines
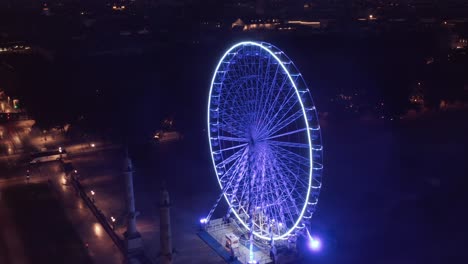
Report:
0,182,93,264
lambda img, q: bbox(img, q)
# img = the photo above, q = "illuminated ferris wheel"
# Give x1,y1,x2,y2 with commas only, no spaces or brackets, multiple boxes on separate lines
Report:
207,41,323,242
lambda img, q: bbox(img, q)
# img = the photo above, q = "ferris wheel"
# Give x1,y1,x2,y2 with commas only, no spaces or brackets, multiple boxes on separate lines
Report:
207,41,323,242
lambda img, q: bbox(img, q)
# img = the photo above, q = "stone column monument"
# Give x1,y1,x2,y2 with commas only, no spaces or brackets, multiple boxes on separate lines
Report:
123,150,143,254
159,182,172,264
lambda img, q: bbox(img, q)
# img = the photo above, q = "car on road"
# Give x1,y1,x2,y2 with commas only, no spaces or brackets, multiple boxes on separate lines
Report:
29,149,67,164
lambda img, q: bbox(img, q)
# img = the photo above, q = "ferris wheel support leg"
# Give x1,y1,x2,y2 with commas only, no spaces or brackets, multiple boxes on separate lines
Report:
203,190,226,225
203,172,240,225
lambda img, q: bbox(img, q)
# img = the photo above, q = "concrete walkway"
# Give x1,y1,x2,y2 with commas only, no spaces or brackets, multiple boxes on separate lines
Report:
0,162,123,264
45,163,125,264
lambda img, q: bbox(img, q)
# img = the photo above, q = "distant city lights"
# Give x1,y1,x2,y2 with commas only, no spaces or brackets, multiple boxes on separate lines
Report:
112,5,126,11
288,20,320,27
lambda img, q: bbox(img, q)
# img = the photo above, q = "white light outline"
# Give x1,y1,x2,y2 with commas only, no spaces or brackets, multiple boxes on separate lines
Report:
207,41,316,241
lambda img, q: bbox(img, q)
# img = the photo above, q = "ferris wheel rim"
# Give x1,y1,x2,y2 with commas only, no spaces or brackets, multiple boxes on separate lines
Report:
207,41,320,241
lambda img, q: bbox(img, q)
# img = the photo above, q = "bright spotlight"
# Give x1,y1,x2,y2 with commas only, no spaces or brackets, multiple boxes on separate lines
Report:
308,237,321,251
306,229,322,252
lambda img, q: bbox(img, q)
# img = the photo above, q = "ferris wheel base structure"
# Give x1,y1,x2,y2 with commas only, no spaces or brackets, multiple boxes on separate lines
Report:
203,41,324,263
199,217,301,264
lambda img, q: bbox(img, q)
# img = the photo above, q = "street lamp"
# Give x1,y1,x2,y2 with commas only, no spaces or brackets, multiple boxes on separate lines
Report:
71,169,80,181
90,190,95,202
111,216,116,229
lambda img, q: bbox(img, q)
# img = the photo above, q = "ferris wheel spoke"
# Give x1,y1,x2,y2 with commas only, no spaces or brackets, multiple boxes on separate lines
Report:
274,157,310,194
223,103,249,121
229,154,251,204
218,136,248,142
216,143,248,153
276,184,302,221
276,164,309,191
256,63,282,123
265,159,291,227
265,156,296,219
218,157,244,184
267,140,309,149
258,79,295,133
231,175,247,206
273,153,310,184
264,128,308,141
254,69,290,128
262,70,296,115
271,145,310,165
256,190,283,230
269,182,294,233
254,55,274,124
223,168,246,196
269,173,297,226
219,122,245,138
222,111,247,128
216,145,248,169
253,155,266,212
222,154,249,196
262,108,303,139
235,182,251,216
228,102,255,127
273,152,309,197
281,159,309,172
256,156,281,229
230,68,260,116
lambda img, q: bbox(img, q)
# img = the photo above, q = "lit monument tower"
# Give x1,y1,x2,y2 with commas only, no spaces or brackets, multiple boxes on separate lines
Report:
159,182,173,264
123,150,143,253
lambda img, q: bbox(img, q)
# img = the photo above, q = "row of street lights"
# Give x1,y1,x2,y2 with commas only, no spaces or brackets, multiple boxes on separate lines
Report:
67,168,117,232
88,189,117,230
